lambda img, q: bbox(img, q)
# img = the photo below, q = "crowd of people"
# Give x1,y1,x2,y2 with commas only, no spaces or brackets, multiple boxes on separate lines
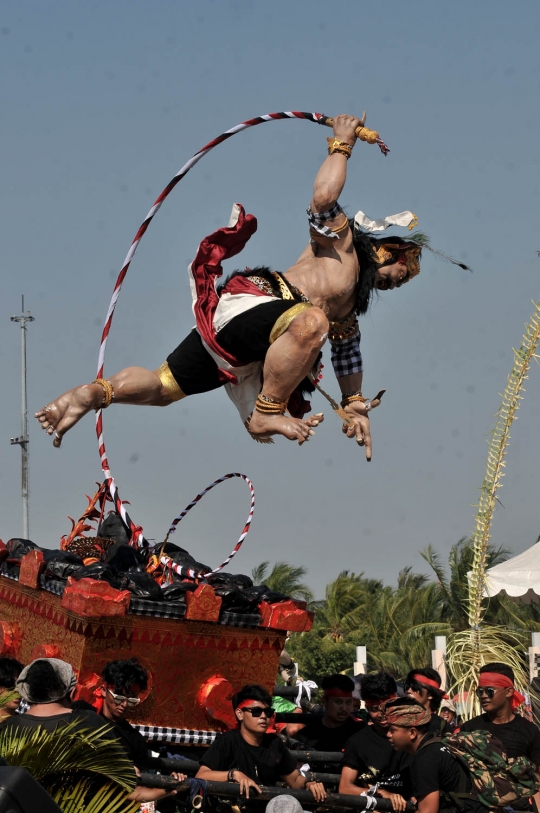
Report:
0,655,539,813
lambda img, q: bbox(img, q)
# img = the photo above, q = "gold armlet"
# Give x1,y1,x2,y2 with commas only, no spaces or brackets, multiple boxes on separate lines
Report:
327,137,353,159
92,378,114,409
330,216,350,235
255,393,289,415
341,392,366,408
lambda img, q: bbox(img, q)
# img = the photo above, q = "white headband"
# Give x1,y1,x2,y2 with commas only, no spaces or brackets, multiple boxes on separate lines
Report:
354,210,418,233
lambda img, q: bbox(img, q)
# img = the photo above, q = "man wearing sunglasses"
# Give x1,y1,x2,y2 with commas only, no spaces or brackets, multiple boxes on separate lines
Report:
197,684,326,806
460,662,540,811
97,657,152,769
404,668,448,736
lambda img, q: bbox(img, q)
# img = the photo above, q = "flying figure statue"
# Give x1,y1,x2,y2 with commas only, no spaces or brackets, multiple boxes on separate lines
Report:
36,114,440,461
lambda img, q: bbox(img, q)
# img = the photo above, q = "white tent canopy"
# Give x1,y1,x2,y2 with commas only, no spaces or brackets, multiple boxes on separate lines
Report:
482,541,540,603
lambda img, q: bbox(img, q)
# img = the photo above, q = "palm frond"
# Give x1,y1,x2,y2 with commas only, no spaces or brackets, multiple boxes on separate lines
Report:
0,690,20,709
251,560,314,603
0,720,136,791
47,775,139,813
420,545,451,593
251,561,269,584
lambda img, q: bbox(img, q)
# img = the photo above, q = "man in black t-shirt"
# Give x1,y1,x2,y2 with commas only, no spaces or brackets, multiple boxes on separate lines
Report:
460,662,540,811
340,672,412,810
97,657,186,810
197,684,326,804
95,657,158,769
294,674,363,752
386,698,484,813
404,667,447,736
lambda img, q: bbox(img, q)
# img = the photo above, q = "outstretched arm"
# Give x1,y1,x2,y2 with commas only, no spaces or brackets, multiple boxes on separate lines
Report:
310,114,363,212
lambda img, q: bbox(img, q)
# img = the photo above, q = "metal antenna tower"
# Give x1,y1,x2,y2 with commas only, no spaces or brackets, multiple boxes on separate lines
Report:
10,296,35,539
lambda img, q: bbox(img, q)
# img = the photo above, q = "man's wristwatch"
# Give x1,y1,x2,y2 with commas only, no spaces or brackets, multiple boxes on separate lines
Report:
228,768,239,783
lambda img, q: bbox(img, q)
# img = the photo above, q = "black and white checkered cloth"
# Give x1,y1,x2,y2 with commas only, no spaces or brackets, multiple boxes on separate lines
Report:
127,601,261,626
134,725,216,745
220,612,261,628
331,330,363,377
307,203,344,239
39,575,65,596
128,598,186,619
0,564,19,582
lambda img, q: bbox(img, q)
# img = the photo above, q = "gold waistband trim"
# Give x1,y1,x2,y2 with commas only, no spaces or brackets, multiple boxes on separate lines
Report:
269,302,313,344
157,362,186,402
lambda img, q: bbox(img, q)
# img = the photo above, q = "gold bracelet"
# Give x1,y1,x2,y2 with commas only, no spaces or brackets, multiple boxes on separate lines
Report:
327,137,353,158
92,378,114,409
255,393,288,415
341,392,366,408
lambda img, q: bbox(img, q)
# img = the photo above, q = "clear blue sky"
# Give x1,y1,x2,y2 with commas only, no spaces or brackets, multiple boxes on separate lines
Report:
2,0,540,597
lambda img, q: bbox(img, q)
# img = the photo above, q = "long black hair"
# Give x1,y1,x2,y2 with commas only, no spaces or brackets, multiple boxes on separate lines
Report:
348,223,380,314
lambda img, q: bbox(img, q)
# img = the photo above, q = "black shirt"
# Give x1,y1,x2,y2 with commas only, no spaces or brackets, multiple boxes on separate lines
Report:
71,699,155,770
200,728,297,785
460,713,540,767
3,708,107,735
104,715,152,769
412,739,484,813
342,726,413,797
294,716,363,752
429,713,448,736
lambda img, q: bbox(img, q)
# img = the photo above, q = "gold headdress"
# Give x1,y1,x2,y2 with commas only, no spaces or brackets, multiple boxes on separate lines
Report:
372,240,423,282
353,209,472,284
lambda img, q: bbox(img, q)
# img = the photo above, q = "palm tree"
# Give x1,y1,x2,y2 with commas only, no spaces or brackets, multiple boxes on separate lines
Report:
421,538,511,630
314,571,383,642
345,569,451,675
251,561,314,603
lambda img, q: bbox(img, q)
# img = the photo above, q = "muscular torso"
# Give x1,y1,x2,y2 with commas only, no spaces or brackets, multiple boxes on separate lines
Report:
283,233,359,320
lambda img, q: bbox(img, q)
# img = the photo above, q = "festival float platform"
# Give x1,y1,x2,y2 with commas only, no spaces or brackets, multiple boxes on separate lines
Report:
0,483,313,745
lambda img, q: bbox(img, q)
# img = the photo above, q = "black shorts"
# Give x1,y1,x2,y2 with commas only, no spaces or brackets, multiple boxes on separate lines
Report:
166,299,302,396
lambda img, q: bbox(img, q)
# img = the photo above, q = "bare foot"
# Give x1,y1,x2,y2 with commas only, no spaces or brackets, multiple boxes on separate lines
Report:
35,383,103,447
249,412,324,445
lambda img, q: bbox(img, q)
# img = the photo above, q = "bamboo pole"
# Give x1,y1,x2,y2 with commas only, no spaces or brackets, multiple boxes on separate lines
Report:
137,775,415,811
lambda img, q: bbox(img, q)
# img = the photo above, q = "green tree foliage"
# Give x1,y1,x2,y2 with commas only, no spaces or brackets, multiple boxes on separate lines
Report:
251,561,314,603
280,539,540,683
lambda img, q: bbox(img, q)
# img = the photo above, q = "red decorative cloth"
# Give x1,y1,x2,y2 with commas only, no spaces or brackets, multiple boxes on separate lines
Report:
189,205,312,419
190,204,258,383
478,672,525,710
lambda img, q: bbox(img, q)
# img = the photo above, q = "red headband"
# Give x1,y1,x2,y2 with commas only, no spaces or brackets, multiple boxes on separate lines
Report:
237,700,267,710
411,674,449,699
323,689,353,699
478,672,525,710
